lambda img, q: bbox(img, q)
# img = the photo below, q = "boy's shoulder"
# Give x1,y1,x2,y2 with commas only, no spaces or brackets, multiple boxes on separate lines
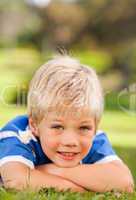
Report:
82,130,119,164
0,115,51,167
0,115,28,133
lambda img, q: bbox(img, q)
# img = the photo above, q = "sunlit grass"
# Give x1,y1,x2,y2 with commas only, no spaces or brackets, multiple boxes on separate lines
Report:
0,105,26,126
100,111,136,147
0,187,136,200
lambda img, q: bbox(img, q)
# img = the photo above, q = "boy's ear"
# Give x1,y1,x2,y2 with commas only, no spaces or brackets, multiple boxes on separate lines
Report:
29,117,39,137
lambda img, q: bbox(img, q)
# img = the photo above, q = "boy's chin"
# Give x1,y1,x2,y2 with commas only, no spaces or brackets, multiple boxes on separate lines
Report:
55,161,80,168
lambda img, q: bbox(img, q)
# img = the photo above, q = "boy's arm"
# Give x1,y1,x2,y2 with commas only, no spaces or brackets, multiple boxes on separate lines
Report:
40,161,134,193
0,162,85,192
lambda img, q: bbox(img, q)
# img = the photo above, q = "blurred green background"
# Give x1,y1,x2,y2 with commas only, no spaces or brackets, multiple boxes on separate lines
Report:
0,0,136,183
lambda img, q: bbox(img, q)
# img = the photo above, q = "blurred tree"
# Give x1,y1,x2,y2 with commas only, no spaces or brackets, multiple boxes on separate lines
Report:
76,0,136,87
0,0,136,88
26,0,136,88
25,2,89,51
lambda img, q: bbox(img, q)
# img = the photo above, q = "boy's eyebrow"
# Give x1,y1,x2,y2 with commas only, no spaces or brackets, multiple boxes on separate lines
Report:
51,119,63,122
51,119,93,124
80,120,93,124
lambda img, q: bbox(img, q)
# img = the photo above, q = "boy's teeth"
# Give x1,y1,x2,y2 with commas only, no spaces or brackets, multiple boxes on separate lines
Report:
60,152,76,156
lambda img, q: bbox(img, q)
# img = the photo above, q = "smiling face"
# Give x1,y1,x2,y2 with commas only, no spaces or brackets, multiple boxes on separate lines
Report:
30,107,96,168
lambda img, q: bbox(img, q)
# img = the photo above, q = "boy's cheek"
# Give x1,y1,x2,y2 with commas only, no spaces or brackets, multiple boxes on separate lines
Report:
82,140,93,156
44,138,59,150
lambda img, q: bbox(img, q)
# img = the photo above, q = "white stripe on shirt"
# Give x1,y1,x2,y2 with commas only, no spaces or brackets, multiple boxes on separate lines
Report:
0,131,19,140
0,156,34,169
95,155,122,164
80,155,122,164
0,130,37,144
96,130,104,135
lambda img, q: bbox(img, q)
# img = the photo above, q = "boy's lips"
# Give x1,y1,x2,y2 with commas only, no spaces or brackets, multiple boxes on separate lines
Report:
57,151,80,160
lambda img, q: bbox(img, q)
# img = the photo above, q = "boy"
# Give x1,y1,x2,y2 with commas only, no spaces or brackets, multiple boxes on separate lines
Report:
0,55,134,192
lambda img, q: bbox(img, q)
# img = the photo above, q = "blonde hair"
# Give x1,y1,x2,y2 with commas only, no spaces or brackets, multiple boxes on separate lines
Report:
27,55,104,124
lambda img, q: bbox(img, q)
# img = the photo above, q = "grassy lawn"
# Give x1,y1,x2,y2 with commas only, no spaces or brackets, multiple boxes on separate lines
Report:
100,111,136,186
0,187,136,200
100,111,136,148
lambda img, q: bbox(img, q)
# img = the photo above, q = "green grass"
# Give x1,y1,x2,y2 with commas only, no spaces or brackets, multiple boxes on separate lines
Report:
75,50,112,73
0,187,136,200
100,111,136,147
0,105,26,126
100,111,136,184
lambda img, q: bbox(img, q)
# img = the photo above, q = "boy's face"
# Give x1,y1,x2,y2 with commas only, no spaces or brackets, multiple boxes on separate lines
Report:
31,108,96,168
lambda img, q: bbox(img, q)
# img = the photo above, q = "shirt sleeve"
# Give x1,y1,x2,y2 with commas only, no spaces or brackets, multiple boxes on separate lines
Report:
1,115,28,132
82,131,122,164
0,134,35,169
0,115,35,169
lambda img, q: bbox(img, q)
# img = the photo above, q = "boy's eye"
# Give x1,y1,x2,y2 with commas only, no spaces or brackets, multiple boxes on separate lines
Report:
79,126,92,131
51,125,64,130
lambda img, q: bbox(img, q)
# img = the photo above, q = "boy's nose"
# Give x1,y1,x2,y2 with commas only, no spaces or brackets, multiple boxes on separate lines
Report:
60,131,79,147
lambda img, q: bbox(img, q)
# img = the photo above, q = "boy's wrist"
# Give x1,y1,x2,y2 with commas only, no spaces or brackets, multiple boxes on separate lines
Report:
53,164,81,180
35,163,66,178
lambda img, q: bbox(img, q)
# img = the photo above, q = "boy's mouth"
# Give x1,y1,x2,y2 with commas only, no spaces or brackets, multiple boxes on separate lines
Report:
57,151,79,160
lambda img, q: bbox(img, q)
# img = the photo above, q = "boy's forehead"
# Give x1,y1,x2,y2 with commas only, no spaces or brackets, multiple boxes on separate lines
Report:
45,105,94,121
